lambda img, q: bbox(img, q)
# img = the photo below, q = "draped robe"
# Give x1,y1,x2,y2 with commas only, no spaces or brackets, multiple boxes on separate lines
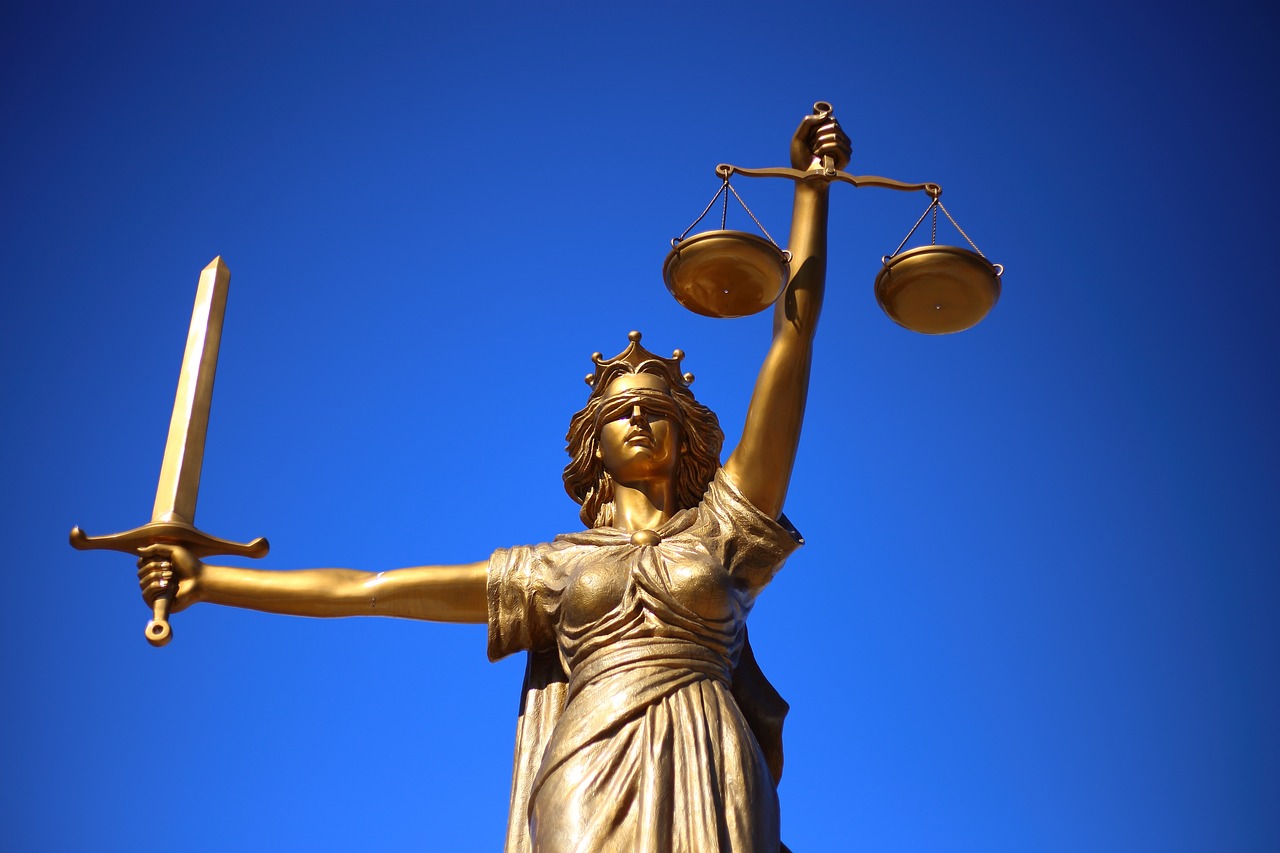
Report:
487,469,801,852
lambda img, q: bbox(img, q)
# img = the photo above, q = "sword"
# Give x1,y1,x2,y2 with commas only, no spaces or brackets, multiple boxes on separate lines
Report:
71,256,269,646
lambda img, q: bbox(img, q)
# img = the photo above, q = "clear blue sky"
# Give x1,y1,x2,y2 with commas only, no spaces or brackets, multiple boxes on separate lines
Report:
3,2,1277,850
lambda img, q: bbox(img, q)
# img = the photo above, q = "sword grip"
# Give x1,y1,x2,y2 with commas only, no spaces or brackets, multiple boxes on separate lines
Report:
146,592,173,647
71,521,268,646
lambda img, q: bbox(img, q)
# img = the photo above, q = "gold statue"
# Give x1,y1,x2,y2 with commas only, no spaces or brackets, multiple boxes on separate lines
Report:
133,107,851,852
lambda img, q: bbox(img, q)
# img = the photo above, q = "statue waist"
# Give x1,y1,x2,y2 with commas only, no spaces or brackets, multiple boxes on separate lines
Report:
565,637,731,703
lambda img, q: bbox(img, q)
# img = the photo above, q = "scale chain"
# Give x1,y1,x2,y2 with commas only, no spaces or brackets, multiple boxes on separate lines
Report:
937,200,986,258
673,177,784,253
675,182,730,245
726,183,782,250
887,198,987,260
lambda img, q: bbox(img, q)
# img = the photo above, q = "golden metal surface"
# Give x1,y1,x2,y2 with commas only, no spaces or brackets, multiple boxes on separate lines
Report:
662,230,789,318
71,257,268,645
682,100,1001,332
86,97,1004,844
722,161,941,197
82,100,1002,848
875,245,1002,334
154,256,228,526
107,106,851,851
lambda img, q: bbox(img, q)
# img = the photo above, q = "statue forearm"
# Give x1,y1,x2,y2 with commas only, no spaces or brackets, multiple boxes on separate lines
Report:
774,180,830,341
190,561,490,624
724,179,831,517
196,564,376,617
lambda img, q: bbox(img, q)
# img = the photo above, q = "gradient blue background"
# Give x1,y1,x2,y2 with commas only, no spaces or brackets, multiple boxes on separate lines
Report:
4,2,1277,850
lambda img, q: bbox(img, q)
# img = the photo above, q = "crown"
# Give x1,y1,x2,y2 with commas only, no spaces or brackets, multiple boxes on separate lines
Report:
584,330,695,393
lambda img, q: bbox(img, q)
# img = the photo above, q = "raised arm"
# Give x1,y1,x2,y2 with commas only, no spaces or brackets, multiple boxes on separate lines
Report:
723,109,850,518
137,543,488,624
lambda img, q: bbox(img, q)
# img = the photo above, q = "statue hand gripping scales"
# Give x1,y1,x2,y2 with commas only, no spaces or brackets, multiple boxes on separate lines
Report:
138,110,851,852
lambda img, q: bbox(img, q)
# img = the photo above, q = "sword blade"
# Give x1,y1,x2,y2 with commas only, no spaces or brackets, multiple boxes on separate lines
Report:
151,256,230,525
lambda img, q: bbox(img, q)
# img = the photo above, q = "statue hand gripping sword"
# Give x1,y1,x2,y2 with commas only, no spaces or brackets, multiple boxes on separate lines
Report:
70,257,269,646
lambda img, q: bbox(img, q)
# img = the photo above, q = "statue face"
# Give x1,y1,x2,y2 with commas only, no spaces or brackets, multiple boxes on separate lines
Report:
596,374,683,485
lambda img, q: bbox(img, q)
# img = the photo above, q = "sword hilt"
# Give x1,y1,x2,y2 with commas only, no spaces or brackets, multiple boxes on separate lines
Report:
70,520,269,646
147,592,174,647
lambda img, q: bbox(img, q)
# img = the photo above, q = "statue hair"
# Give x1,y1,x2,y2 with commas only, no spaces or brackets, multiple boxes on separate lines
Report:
563,368,723,528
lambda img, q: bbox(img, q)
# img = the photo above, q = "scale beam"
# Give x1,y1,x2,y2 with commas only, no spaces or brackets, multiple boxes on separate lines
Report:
716,163,942,198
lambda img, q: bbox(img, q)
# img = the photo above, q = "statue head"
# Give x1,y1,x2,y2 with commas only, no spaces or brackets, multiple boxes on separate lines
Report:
564,332,723,527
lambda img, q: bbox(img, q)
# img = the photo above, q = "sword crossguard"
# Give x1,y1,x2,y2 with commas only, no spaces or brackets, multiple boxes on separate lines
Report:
70,521,269,646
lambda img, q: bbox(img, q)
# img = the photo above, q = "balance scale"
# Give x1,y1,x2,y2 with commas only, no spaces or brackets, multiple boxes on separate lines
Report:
663,102,1002,334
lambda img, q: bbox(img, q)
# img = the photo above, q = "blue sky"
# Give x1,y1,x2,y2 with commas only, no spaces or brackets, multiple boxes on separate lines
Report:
3,2,1277,850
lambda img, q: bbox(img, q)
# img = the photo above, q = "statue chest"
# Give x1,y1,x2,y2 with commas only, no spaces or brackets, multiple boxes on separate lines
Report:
557,537,738,632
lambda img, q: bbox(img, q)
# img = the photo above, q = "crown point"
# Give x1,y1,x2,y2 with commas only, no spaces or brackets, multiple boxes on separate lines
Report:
584,332,693,398
584,374,596,386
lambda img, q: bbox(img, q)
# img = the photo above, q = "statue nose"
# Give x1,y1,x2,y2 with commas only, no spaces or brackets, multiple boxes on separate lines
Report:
629,405,646,425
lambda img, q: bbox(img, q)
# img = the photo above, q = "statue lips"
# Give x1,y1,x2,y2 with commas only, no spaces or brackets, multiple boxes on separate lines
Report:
625,427,655,449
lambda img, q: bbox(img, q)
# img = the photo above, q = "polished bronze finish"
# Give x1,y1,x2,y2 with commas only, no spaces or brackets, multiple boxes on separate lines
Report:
93,102,1000,849
720,161,941,195
663,230,789,318
663,169,791,319
71,257,268,645
668,100,1001,329
118,106,848,850
876,245,1003,334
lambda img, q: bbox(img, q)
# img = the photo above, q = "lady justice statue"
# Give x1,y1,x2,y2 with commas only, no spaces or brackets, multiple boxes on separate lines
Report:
135,106,852,852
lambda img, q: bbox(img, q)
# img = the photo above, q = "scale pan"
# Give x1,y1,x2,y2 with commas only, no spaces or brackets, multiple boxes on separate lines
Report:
663,230,789,318
875,245,1002,334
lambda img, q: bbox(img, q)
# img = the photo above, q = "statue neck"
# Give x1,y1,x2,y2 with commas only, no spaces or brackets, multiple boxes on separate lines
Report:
609,480,677,531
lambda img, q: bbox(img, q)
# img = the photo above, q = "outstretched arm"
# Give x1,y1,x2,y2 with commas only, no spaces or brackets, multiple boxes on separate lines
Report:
138,544,488,624
723,109,850,518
